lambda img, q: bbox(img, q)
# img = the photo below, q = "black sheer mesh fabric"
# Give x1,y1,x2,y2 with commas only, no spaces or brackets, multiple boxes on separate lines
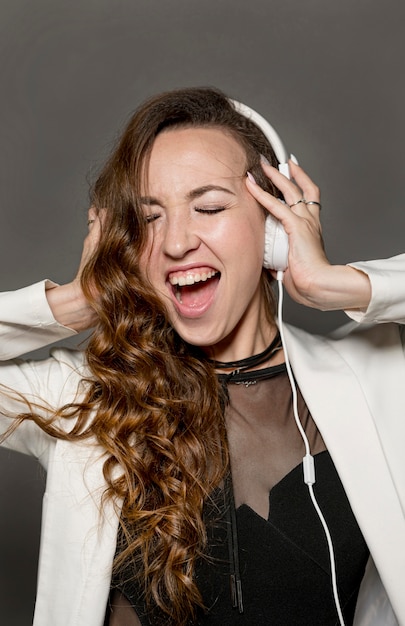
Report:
106,589,142,626
222,366,326,518
105,366,369,625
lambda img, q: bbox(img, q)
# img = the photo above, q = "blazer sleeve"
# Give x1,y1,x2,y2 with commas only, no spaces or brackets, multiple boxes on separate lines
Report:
0,281,86,462
345,253,405,324
0,280,77,359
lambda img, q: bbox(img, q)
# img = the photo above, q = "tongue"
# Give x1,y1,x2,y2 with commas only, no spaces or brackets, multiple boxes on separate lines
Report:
179,275,219,308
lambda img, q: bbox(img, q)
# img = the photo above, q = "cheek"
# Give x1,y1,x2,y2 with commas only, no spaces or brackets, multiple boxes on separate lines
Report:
227,215,265,259
239,222,265,279
213,208,264,243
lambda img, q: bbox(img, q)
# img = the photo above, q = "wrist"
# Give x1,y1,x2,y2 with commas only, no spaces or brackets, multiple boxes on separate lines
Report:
46,281,96,332
306,265,372,312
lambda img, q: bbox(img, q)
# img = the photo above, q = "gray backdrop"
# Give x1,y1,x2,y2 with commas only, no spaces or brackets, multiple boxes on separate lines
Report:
0,0,404,623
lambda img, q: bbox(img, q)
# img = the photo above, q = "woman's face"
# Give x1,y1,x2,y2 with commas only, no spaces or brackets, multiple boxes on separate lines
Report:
139,126,271,361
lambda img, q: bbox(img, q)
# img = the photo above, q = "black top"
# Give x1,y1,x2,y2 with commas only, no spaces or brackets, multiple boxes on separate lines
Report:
105,365,369,625
194,451,369,625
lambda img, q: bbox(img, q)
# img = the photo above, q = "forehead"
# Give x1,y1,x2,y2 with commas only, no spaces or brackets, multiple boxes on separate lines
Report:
145,127,248,189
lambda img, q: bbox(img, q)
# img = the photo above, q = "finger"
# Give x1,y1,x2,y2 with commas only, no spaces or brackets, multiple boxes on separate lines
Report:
82,208,104,267
86,207,107,238
259,162,306,208
288,161,321,211
259,161,322,219
246,170,310,223
246,174,294,226
87,206,98,229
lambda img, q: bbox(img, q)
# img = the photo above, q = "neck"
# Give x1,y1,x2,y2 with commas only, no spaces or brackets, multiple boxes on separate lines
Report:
201,293,277,363
207,327,281,373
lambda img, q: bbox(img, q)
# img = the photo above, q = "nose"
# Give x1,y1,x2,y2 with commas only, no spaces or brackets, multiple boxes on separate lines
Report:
162,212,200,259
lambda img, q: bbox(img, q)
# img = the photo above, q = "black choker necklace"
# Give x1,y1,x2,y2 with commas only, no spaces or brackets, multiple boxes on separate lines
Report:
210,332,281,375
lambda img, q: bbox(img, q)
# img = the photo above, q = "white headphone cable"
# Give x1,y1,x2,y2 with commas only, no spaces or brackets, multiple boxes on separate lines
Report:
276,270,345,626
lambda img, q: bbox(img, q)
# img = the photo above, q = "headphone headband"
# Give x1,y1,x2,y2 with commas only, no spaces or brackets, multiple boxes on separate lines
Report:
230,99,288,165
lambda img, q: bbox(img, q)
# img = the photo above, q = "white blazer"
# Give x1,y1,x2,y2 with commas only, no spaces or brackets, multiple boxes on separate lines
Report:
1,256,405,626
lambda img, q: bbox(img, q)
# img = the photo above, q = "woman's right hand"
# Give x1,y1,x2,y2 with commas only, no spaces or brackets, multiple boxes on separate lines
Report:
246,161,371,313
45,208,102,332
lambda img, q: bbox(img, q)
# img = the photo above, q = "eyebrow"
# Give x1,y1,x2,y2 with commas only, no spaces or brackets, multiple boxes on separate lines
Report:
140,184,236,206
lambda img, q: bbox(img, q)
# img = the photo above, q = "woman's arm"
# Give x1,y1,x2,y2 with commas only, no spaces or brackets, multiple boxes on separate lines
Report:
45,280,96,333
0,281,77,360
0,343,85,459
0,281,86,456
346,255,405,324
0,276,87,459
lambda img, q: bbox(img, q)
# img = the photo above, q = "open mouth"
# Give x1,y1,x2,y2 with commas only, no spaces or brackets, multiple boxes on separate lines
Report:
168,269,220,309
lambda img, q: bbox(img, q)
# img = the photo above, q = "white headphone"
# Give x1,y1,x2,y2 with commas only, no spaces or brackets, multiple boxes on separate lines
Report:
230,100,346,625
230,100,289,272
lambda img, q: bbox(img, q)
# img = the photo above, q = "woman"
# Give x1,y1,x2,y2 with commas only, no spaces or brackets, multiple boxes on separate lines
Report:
0,87,404,626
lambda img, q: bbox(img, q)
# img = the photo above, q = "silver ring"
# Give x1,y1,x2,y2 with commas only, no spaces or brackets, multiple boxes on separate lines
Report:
289,198,305,208
87,219,95,225
305,201,322,210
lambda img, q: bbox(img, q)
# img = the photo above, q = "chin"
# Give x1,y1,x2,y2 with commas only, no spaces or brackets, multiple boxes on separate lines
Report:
171,322,224,350
176,330,217,348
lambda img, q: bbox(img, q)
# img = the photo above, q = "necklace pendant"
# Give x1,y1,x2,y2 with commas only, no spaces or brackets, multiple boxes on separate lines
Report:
235,379,257,388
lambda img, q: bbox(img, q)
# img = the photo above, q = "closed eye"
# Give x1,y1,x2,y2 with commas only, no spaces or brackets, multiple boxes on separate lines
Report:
144,213,161,223
194,206,226,215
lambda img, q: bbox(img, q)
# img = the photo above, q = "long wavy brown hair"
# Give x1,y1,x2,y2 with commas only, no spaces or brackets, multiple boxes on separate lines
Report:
7,87,282,624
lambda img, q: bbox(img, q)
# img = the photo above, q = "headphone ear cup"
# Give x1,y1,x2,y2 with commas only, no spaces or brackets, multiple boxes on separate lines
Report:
263,214,289,271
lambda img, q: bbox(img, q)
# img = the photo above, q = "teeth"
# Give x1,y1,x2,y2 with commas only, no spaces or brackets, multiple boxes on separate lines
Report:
169,270,218,287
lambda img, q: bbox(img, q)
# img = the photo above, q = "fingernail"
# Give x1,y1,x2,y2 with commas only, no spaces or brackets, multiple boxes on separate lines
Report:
246,171,256,184
260,154,270,165
290,154,299,165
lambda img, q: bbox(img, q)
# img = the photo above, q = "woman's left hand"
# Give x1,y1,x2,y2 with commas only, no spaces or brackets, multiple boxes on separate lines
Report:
246,160,371,312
